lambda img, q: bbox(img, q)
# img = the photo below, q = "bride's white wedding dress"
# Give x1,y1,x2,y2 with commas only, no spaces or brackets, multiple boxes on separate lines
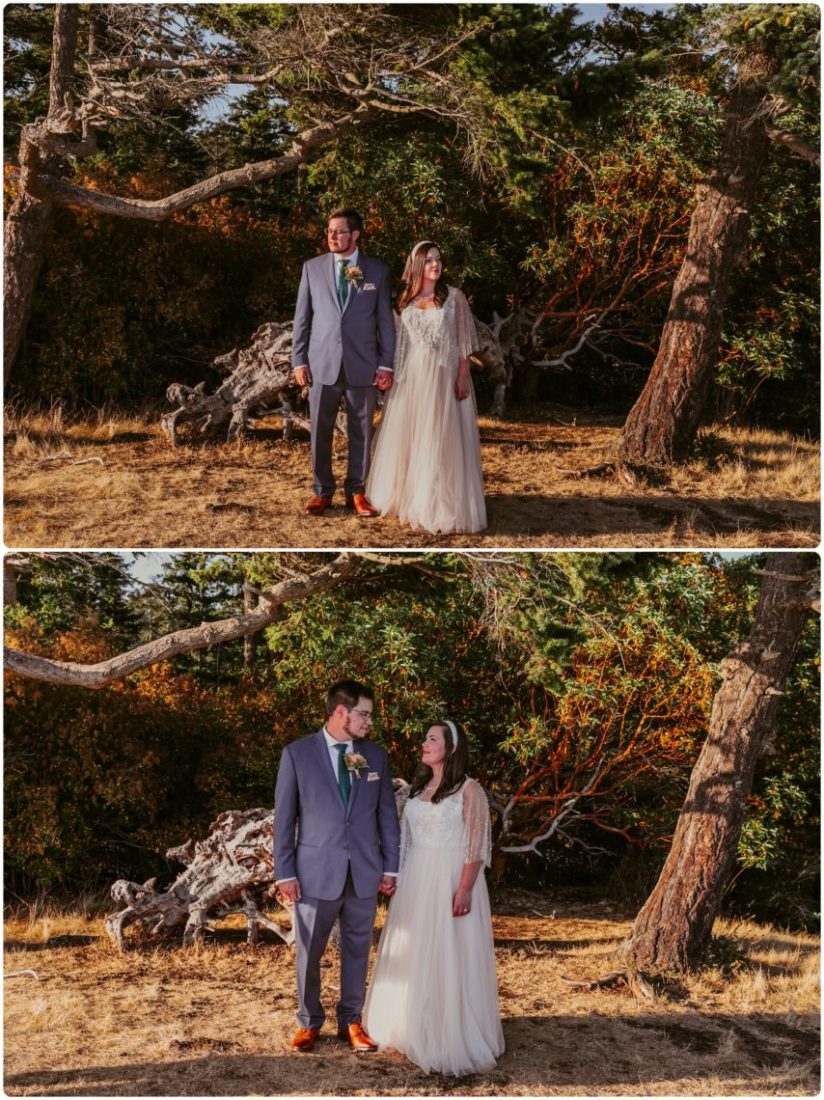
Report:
364,778,504,1076
366,287,487,534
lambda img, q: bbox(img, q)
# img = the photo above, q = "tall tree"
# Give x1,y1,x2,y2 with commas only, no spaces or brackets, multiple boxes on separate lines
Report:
617,5,820,464
621,552,819,970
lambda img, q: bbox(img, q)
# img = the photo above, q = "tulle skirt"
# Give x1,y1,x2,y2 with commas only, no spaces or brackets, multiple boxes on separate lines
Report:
366,344,487,535
363,844,504,1076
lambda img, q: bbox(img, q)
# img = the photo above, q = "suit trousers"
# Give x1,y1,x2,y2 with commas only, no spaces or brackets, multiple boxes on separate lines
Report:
308,368,377,497
294,867,378,1029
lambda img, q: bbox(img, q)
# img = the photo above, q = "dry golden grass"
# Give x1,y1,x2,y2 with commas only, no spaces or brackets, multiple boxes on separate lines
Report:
4,895,819,1096
4,405,819,548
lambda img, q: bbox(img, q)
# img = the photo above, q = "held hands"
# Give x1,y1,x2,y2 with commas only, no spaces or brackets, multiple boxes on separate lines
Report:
452,886,472,918
379,875,397,896
293,366,311,388
374,369,394,392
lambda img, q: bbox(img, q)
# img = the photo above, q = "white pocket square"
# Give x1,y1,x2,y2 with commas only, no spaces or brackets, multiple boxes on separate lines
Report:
367,771,380,781
361,282,377,291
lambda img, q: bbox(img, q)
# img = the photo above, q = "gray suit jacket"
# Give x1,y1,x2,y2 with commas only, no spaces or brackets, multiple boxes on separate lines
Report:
274,730,401,900
291,253,396,386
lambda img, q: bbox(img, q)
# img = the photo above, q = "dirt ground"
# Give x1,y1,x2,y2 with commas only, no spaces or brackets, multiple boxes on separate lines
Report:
4,406,819,549
4,893,819,1096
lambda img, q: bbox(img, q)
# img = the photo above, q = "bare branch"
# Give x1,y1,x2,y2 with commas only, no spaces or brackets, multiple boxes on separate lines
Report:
766,127,820,166
32,110,372,219
499,757,607,855
4,553,359,687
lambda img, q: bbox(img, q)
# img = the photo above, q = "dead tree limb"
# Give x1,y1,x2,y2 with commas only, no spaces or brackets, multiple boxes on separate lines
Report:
4,552,359,687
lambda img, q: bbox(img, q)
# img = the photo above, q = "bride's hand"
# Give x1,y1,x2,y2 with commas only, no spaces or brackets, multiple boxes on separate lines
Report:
455,362,470,401
452,887,472,918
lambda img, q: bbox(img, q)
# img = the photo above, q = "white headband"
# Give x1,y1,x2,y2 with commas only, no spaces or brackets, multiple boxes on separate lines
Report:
444,719,459,751
410,240,432,260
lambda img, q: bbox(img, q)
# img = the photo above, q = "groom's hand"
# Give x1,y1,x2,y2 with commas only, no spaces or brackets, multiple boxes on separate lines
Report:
279,879,302,904
378,875,397,896
374,369,394,392
293,366,311,388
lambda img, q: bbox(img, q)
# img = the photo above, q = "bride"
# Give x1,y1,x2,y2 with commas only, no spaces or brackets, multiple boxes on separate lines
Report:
365,241,487,534
363,720,504,1076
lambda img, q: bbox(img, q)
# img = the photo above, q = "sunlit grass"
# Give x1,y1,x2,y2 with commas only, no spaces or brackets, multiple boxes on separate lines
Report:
4,405,819,549
4,901,819,1096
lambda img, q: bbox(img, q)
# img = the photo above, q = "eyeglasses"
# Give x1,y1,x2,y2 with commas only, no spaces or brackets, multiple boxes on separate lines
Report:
327,230,352,237
350,708,374,721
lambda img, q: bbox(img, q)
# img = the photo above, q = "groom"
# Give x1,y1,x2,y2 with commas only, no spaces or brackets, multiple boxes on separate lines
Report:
274,679,400,1053
292,208,396,517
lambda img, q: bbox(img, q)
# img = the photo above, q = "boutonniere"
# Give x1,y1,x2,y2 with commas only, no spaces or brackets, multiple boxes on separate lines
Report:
345,265,363,282
345,752,368,778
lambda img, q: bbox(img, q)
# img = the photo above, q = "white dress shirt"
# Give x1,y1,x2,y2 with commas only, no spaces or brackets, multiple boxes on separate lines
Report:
323,725,354,776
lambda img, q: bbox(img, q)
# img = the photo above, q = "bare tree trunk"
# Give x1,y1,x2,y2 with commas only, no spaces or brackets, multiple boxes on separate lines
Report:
621,553,817,971
617,79,771,465
48,4,79,114
3,192,53,382
4,4,79,380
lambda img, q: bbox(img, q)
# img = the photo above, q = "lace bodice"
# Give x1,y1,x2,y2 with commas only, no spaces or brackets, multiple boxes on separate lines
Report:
393,287,478,382
400,777,492,868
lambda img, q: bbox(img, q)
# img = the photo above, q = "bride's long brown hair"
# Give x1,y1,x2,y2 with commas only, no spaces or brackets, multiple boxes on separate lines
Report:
396,241,449,312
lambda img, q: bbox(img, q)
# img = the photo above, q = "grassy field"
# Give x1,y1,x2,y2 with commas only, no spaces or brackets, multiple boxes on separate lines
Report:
4,894,819,1096
4,405,819,548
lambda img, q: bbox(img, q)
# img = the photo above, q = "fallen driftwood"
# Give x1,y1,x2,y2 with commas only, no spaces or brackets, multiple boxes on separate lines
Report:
472,318,508,418
162,315,509,443
162,322,307,445
105,807,291,950
106,782,412,951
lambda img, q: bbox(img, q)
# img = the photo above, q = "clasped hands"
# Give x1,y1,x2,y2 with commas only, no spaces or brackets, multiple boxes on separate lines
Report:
278,876,397,904
290,367,393,392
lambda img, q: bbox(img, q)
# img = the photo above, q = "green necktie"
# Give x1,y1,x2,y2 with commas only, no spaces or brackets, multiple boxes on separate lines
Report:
335,743,351,804
337,259,349,309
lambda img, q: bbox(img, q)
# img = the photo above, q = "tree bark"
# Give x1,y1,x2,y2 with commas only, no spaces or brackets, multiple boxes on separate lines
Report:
4,3,80,380
621,553,817,971
3,190,53,385
616,80,771,465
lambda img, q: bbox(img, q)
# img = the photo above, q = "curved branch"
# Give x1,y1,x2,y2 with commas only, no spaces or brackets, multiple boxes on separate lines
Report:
766,127,820,167
33,109,375,220
4,553,359,687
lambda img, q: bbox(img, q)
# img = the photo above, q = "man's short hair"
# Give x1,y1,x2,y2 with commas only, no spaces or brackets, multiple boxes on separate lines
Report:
328,208,363,234
325,679,373,716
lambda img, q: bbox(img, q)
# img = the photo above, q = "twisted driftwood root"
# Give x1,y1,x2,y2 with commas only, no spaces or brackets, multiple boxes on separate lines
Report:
106,781,412,951
162,322,309,444
472,317,508,418
105,807,293,950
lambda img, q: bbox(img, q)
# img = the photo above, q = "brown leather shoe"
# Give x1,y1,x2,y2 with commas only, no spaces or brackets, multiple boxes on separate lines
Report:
291,1026,322,1052
345,493,379,518
337,1022,378,1052
305,495,333,515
